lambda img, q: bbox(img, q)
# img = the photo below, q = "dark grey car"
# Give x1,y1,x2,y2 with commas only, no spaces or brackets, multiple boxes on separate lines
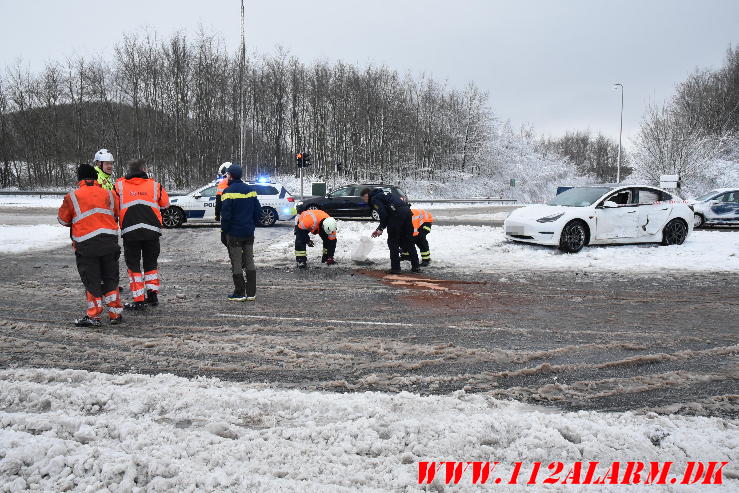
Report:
296,183,408,219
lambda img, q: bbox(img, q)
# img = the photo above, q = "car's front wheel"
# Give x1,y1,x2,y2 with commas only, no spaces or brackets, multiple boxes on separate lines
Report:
662,218,688,245
162,207,185,228
260,206,278,227
693,213,705,229
371,209,380,221
558,220,587,253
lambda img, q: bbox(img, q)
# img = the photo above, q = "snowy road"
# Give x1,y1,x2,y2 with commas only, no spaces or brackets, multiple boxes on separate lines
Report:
1,218,737,417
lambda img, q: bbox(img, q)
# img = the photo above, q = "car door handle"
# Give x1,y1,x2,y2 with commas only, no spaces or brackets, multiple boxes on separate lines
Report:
627,211,636,213
660,208,668,210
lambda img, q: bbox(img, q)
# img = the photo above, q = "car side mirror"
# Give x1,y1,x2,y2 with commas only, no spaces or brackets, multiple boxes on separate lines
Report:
602,200,618,208
708,200,719,205
193,194,202,199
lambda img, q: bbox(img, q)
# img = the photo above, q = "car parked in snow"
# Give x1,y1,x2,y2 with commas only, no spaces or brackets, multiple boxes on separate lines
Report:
296,184,408,220
504,185,694,253
162,180,297,228
689,188,739,228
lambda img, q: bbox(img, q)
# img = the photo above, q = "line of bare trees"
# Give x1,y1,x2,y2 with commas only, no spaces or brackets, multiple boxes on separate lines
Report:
536,131,629,183
632,46,739,187
0,30,491,190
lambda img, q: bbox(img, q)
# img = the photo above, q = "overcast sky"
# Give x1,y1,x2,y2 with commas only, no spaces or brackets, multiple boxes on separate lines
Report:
1,0,737,145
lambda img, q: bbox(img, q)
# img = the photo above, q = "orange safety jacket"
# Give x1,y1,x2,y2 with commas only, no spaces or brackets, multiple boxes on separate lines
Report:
216,177,228,196
297,209,336,240
57,180,120,254
115,175,170,238
411,209,434,236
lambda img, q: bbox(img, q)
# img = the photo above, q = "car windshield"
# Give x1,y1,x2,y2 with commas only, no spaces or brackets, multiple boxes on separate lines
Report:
546,187,612,207
695,190,720,201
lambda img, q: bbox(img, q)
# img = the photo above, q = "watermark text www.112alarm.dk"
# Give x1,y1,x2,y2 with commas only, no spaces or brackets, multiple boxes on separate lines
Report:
418,461,728,486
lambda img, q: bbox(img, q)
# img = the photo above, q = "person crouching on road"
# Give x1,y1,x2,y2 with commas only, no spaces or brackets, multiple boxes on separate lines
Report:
58,164,124,327
221,164,261,301
360,187,420,274
116,159,170,310
402,208,434,267
93,148,116,191
294,209,338,269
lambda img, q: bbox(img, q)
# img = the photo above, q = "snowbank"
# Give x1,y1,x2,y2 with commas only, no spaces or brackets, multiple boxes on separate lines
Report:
0,195,65,209
264,222,739,273
0,225,70,253
0,369,736,492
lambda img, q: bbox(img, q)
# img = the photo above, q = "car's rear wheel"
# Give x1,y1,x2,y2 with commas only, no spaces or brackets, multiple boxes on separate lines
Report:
162,207,184,228
371,209,380,221
662,218,688,245
558,220,587,253
693,213,705,229
260,206,278,227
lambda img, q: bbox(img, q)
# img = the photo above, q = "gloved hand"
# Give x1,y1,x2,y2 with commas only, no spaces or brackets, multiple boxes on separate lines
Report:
307,239,315,247
371,229,383,238
325,257,336,266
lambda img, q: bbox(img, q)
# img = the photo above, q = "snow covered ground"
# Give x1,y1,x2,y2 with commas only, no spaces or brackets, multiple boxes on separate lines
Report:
0,195,64,208
0,369,736,492
263,222,739,273
0,225,69,253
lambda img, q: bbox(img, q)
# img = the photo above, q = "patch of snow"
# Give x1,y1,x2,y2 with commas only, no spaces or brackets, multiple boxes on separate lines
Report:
264,222,739,272
0,369,736,492
0,225,70,253
0,195,65,208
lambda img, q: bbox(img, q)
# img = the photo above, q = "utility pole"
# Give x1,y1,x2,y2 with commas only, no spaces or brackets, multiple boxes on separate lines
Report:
613,83,623,184
239,0,246,177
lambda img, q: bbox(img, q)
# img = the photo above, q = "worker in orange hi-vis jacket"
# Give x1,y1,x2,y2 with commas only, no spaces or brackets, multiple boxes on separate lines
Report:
115,159,170,311
402,208,434,267
58,164,124,327
294,209,338,269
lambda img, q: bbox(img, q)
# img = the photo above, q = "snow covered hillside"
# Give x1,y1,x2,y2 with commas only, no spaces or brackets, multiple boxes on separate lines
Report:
1,369,736,492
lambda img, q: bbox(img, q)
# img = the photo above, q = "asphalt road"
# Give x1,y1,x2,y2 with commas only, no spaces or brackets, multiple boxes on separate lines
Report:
0,206,737,419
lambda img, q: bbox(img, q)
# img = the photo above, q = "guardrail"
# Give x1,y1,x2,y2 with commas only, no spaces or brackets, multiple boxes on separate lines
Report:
0,190,517,205
411,198,517,204
0,190,67,197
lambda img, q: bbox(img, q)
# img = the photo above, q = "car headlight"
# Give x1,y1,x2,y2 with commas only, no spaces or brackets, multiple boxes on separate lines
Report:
536,213,564,223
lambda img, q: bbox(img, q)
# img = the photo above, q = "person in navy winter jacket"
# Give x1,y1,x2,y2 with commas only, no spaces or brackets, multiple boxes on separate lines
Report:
221,164,262,301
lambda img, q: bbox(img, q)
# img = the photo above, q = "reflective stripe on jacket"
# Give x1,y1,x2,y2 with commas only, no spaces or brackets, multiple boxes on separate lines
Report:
116,176,170,237
57,180,119,253
411,209,434,236
296,210,336,240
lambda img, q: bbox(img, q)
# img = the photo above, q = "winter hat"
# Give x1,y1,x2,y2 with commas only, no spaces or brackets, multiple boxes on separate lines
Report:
78,163,98,181
227,164,243,180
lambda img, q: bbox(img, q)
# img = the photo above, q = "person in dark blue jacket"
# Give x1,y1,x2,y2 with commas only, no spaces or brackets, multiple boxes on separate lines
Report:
221,164,262,301
360,187,420,274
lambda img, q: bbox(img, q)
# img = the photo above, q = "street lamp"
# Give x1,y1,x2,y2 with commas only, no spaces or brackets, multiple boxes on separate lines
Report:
613,83,623,183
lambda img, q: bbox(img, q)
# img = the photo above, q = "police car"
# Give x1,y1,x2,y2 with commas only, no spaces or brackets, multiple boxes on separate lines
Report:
163,178,297,228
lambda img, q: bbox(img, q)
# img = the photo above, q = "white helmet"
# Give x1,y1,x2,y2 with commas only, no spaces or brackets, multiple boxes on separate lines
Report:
218,162,232,175
94,148,115,162
322,217,338,235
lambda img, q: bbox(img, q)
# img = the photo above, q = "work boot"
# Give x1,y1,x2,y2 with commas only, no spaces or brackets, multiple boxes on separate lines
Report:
387,268,402,274
124,301,147,311
245,270,257,299
411,266,422,273
420,259,431,267
229,274,246,301
297,260,307,269
325,257,337,266
146,290,159,306
109,315,123,325
74,315,102,327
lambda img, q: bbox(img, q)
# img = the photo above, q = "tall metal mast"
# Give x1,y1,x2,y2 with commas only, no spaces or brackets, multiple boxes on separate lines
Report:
239,0,246,175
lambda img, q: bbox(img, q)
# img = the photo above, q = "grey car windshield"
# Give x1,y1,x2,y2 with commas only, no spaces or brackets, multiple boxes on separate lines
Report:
547,187,613,207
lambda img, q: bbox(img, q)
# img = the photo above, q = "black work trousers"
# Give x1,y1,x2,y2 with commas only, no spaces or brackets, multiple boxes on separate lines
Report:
387,207,418,270
294,226,336,262
123,237,160,273
76,249,120,298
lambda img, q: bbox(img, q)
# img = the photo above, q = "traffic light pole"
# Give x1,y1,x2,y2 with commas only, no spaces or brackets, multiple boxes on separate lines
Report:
300,165,304,200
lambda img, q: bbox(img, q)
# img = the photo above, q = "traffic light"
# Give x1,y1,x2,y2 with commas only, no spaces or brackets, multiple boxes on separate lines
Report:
295,151,312,168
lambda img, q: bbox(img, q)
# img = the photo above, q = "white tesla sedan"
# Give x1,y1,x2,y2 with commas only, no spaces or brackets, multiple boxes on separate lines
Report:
504,185,693,253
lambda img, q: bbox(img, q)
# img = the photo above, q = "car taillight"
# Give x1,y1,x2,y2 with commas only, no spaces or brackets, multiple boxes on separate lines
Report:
287,197,295,202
